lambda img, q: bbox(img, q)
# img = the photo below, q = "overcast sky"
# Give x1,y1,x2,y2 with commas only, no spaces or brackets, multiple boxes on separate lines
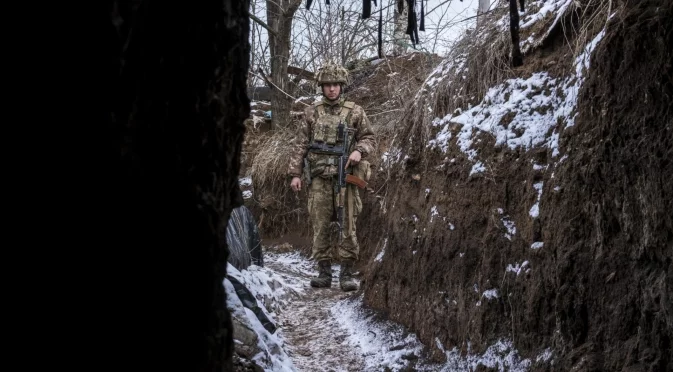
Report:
249,0,501,82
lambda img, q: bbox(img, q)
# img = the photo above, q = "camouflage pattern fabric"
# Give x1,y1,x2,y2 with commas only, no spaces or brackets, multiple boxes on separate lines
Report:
287,97,375,178
307,176,362,261
288,95,374,262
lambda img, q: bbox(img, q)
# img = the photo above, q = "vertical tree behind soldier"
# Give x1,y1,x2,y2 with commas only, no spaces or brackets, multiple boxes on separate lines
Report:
287,63,375,291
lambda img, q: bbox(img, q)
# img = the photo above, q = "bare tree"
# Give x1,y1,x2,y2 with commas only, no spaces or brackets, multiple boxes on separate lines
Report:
393,0,409,55
477,0,490,26
265,0,303,129
246,0,494,112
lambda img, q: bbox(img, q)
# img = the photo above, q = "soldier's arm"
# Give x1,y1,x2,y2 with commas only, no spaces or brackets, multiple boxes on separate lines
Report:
351,105,376,158
287,106,313,178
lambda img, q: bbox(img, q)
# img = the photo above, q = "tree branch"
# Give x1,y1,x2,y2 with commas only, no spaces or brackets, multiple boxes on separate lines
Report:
249,11,277,37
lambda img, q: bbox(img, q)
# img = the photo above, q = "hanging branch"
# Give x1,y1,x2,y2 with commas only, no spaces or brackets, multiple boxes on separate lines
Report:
405,0,418,47
256,68,310,106
363,0,372,19
419,0,424,31
248,11,278,37
509,0,523,66
378,4,383,58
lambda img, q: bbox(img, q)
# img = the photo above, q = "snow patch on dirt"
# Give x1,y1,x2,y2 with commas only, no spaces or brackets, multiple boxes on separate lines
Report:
225,263,299,371
507,261,531,276
332,294,426,371
427,26,608,168
498,208,517,240
434,338,533,372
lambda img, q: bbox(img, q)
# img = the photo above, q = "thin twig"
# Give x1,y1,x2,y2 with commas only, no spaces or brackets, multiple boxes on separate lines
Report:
255,68,310,106
248,11,278,37
368,109,403,117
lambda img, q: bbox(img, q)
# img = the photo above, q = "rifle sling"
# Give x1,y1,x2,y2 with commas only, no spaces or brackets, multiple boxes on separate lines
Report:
348,183,354,238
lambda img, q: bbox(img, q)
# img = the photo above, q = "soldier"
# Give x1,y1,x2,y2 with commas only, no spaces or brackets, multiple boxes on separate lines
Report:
287,63,375,291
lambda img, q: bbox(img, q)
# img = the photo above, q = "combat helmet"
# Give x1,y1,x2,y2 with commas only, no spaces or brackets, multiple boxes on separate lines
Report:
314,63,351,87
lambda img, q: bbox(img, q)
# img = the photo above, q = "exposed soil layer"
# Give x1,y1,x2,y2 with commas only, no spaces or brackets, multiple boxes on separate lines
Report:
546,0,673,369
357,1,672,371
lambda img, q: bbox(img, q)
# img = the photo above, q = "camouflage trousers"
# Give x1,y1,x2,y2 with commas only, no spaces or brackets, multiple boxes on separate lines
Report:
307,176,362,261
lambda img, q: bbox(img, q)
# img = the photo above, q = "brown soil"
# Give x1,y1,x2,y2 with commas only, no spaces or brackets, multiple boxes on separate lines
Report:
242,2,671,370
356,1,672,371
545,0,673,369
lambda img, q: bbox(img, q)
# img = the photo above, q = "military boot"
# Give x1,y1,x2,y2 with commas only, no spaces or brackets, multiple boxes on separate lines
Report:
339,260,358,292
310,260,332,288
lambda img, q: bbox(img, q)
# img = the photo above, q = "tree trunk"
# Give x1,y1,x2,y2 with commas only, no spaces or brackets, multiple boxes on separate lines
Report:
393,0,408,55
509,0,523,66
477,0,490,27
97,0,250,370
250,0,257,88
267,0,302,130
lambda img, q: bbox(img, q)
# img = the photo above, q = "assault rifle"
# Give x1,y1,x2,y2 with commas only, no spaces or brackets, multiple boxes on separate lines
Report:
307,121,367,243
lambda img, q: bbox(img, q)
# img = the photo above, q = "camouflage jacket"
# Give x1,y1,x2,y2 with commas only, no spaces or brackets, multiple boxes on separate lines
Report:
287,96,376,178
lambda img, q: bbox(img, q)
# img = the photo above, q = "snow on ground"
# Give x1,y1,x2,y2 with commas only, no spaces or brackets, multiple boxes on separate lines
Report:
498,209,517,241
225,262,300,371
416,52,468,100
529,182,544,218
427,23,608,163
428,71,570,160
520,0,573,30
507,261,531,276
434,339,534,372
227,248,552,372
239,177,252,186
331,294,426,371
239,176,253,199
374,238,387,262
482,289,500,300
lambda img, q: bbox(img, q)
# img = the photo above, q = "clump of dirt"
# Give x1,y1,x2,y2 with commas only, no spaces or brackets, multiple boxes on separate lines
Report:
355,0,671,371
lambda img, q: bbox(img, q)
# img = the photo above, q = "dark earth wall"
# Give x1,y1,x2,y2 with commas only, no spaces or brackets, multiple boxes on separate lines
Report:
81,1,250,370
358,0,672,370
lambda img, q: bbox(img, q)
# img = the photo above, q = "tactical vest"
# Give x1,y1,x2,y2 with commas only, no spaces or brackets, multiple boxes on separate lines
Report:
307,100,356,178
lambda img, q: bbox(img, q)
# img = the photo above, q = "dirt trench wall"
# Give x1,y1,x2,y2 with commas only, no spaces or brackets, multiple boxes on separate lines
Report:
93,0,250,370
358,1,672,370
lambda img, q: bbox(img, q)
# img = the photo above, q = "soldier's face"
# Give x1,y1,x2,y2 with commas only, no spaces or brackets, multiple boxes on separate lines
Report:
322,83,341,100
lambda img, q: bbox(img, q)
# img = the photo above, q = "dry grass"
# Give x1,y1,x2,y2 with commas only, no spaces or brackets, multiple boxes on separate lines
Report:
568,0,616,59
249,124,312,237
250,126,297,193
386,6,513,173
386,0,617,174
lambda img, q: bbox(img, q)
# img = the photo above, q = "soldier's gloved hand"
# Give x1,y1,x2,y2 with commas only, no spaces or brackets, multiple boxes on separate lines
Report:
290,177,302,192
345,150,361,169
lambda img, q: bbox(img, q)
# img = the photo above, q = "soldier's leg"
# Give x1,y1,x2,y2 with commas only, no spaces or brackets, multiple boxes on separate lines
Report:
309,177,336,261
338,184,362,291
338,184,361,260
309,177,336,288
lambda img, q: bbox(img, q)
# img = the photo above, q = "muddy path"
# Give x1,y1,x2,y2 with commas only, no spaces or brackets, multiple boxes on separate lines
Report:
265,253,367,372
250,250,537,371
